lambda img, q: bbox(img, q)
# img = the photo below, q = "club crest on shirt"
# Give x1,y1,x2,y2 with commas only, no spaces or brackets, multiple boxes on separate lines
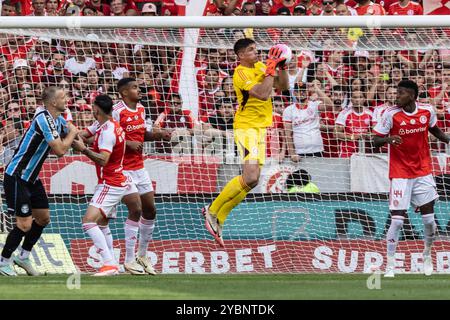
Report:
21,204,30,214
420,115,427,124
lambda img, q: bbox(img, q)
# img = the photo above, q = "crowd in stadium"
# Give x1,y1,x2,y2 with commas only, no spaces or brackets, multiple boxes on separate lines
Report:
0,0,449,166
1,0,448,17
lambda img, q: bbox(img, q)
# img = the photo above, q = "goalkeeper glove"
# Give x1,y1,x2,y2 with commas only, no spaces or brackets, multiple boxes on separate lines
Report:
265,46,287,77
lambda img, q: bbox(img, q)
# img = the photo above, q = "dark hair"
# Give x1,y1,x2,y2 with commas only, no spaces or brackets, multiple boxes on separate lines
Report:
94,94,113,115
168,92,182,101
76,72,88,79
332,85,345,93
272,95,285,103
277,7,291,15
418,91,429,99
286,169,311,189
233,38,256,55
294,83,307,91
217,96,234,107
398,79,419,99
117,77,136,92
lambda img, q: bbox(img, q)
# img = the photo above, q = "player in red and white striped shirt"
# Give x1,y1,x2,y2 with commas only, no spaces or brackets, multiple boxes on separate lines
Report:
73,95,137,276
373,80,450,278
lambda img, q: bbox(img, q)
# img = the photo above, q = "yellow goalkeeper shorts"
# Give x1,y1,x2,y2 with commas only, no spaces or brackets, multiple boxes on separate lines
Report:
234,128,267,166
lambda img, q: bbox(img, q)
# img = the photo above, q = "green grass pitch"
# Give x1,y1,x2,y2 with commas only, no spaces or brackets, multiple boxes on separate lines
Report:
1,274,450,299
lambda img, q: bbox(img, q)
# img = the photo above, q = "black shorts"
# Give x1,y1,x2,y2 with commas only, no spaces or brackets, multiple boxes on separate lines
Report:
3,174,49,218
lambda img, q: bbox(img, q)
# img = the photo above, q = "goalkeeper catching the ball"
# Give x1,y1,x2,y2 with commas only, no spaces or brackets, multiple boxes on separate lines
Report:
202,38,289,247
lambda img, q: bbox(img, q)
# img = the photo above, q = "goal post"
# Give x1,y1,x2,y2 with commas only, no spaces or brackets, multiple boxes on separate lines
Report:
0,16,449,274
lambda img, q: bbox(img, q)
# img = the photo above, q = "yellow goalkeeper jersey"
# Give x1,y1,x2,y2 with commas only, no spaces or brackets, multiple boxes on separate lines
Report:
233,61,273,129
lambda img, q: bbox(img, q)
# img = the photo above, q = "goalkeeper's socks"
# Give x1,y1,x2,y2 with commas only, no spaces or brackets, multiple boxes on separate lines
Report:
99,225,115,263
18,247,31,260
386,216,404,256
22,220,45,252
138,217,155,257
210,176,251,216
1,226,26,261
124,219,139,263
422,214,436,255
83,223,114,266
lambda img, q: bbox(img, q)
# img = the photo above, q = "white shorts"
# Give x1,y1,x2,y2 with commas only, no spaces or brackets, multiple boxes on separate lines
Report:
90,183,137,219
123,168,154,196
389,174,439,211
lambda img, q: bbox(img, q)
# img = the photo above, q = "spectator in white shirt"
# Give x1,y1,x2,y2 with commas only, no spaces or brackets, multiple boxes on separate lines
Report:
283,84,325,162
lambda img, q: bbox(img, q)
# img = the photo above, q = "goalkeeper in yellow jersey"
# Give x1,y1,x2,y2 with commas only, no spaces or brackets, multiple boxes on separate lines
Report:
202,38,289,247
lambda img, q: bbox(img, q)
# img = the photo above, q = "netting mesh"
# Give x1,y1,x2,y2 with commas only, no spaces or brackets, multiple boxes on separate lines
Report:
1,25,450,274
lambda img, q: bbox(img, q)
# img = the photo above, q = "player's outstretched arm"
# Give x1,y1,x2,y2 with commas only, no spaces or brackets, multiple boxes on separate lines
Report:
429,126,450,144
48,122,79,157
72,137,111,166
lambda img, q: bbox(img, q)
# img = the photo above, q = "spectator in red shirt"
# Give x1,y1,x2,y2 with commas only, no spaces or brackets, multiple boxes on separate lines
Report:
320,85,346,157
43,51,72,84
30,0,46,16
388,0,423,15
270,0,299,14
426,0,450,15
89,0,111,15
1,36,28,63
1,0,19,16
154,93,197,154
199,69,222,118
45,0,60,15
335,90,373,157
354,0,386,14
109,0,131,15
321,0,336,15
213,0,244,15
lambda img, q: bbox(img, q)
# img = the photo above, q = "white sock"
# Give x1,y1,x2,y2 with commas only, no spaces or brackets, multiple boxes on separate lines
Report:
99,225,115,263
124,219,139,263
422,213,436,256
18,247,31,260
138,217,155,258
83,223,114,266
386,216,404,258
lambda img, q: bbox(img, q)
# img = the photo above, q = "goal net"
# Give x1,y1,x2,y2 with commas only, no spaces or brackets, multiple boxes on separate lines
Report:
1,16,450,274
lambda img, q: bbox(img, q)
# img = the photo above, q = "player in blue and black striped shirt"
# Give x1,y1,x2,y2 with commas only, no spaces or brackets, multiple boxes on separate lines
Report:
0,86,79,276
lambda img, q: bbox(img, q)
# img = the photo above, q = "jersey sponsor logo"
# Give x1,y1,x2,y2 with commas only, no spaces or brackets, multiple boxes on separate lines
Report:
45,114,57,131
126,123,146,132
420,115,427,124
398,126,427,135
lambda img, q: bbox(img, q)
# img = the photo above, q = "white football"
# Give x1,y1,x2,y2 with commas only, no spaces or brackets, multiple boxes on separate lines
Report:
274,43,292,64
